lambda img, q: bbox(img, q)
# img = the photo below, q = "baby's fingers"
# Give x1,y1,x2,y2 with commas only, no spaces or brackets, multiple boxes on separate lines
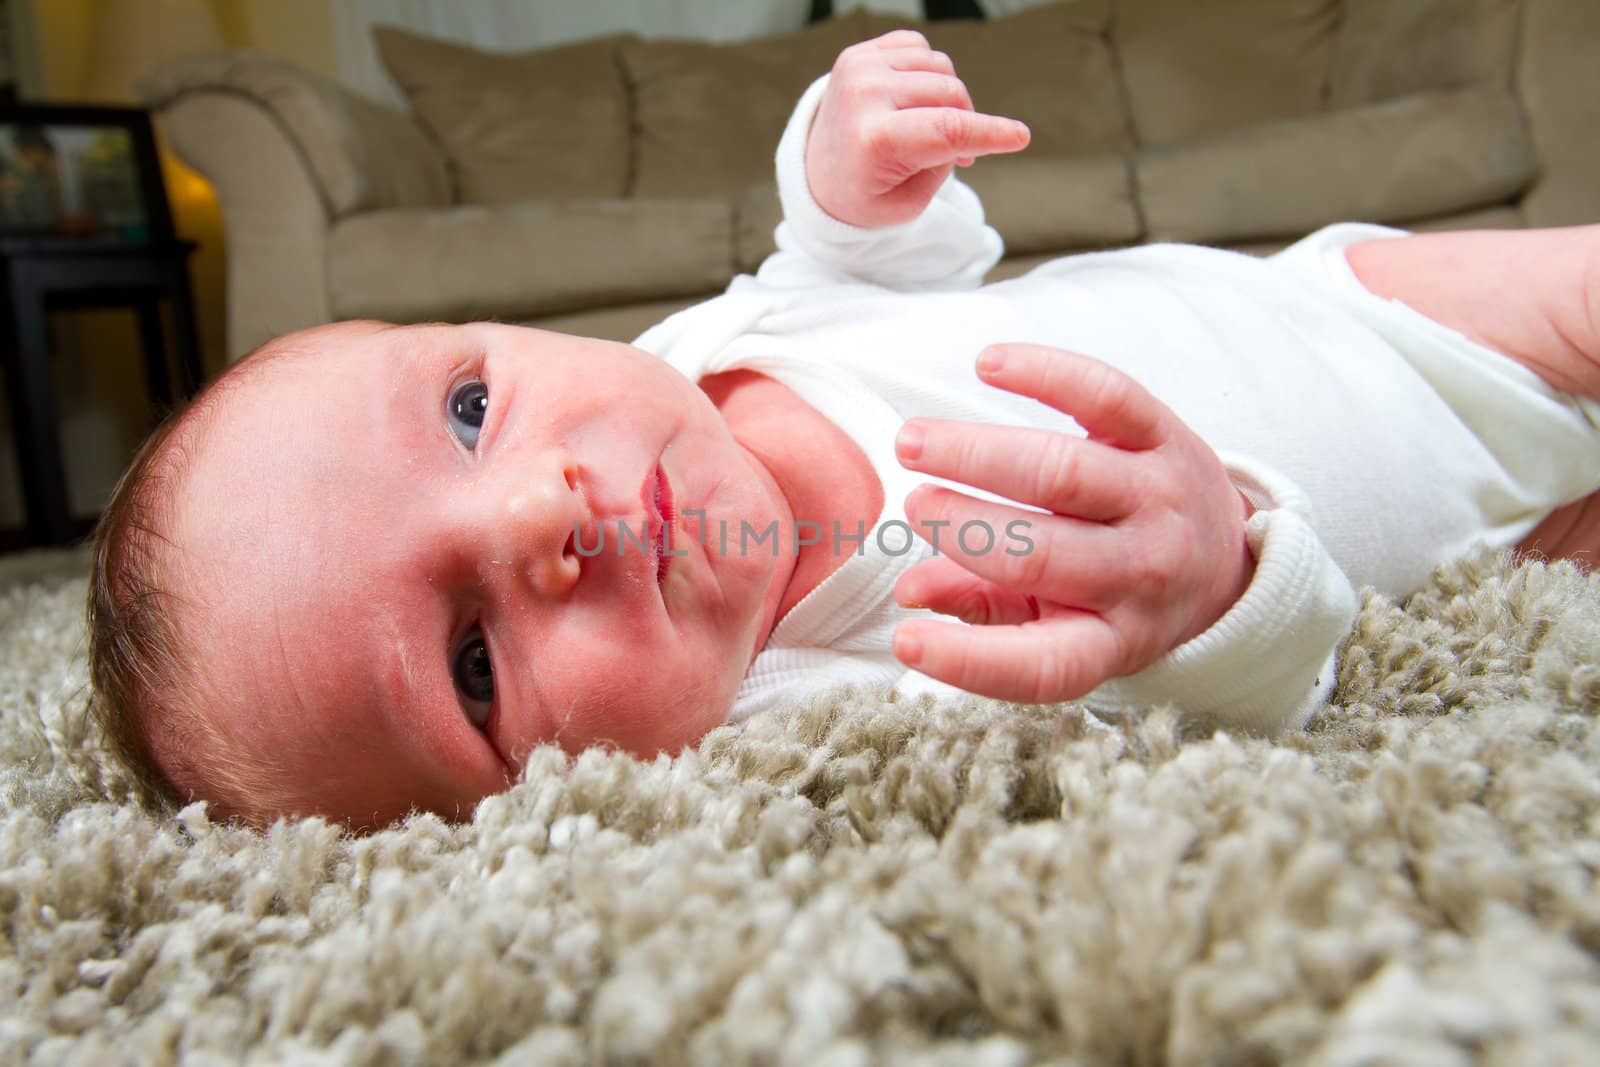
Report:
902,485,1129,610
884,45,956,77
977,344,1168,450
867,29,932,51
893,615,1122,704
897,419,1141,521
887,72,973,114
883,109,1030,172
894,555,1039,625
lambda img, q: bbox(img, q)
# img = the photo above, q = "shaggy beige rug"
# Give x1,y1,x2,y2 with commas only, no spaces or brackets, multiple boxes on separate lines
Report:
2,545,1598,1065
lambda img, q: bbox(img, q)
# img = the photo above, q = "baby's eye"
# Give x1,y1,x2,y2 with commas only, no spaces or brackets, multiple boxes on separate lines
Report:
447,379,489,450
452,628,494,726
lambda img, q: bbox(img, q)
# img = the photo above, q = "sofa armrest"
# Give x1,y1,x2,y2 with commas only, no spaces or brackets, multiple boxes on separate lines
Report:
139,50,450,219
154,91,332,361
140,51,452,362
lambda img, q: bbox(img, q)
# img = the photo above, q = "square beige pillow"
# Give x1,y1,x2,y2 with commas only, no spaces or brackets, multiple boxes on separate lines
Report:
626,3,1130,200
1328,0,1520,108
375,25,634,205
922,0,1130,159
623,12,891,200
627,5,1139,201
1115,0,1341,145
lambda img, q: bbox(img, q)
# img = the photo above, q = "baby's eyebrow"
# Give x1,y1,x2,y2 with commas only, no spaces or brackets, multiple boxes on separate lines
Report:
382,327,440,373
374,334,462,447
382,324,484,388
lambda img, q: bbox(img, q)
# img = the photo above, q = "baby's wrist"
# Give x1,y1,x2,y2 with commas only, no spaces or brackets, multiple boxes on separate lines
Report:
1178,490,1259,649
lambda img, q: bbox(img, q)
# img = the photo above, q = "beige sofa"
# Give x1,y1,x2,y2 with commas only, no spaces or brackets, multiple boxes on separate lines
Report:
141,0,1600,364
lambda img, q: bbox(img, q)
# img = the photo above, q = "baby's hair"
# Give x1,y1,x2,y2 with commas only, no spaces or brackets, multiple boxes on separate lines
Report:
86,399,196,813
85,336,324,824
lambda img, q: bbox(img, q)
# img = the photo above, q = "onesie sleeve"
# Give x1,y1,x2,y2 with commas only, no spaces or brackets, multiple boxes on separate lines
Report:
744,74,1005,292
1084,452,1359,735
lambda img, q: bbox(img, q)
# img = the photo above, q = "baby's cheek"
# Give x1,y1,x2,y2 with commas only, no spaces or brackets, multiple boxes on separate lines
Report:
604,658,741,755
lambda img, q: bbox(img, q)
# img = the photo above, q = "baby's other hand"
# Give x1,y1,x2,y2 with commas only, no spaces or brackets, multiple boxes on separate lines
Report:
807,30,1030,229
891,343,1257,705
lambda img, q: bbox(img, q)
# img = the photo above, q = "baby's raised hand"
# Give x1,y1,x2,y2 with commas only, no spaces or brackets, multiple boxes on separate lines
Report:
807,30,1030,229
892,344,1258,704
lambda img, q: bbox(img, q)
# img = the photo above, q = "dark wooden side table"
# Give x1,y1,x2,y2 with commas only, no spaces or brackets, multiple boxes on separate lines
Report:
1,236,204,546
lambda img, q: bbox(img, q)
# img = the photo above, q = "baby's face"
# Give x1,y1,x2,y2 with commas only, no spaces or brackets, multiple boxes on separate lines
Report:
169,321,791,827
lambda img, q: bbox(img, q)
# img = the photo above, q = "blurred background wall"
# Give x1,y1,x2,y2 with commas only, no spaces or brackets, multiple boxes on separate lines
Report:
1,0,345,534
0,0,942,539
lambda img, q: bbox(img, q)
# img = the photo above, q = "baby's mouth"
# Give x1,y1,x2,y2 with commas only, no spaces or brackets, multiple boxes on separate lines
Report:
646,464,675,585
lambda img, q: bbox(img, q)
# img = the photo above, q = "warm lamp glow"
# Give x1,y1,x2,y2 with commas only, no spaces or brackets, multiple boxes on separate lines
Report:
159,144,216,215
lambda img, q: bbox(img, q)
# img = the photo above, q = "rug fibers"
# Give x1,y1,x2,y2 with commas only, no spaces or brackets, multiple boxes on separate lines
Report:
1,546,1598,1064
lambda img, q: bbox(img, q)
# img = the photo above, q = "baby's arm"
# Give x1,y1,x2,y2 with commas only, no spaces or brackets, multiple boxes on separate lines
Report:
893,343,1359,734
751,32,1030,292
1346,225,1600,400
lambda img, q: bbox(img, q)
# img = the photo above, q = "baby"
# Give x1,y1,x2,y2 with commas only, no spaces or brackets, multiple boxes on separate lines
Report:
88,32,1600,829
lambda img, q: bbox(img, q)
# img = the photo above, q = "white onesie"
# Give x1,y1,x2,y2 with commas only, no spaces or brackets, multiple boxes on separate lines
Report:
635,76,1600,735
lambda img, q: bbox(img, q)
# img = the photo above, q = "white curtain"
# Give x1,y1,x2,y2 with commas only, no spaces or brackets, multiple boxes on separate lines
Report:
835,0,922,18
974,0,1065,16
333,0,819,105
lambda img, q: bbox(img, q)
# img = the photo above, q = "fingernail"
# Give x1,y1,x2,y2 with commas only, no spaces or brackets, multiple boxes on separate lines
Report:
977,348,1006,376
896,421,925,462
894,630,923,666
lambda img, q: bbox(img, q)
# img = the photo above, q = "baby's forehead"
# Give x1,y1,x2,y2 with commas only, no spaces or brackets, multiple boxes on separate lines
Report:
200,321,443,426
244,319,404,376
167,324,399,551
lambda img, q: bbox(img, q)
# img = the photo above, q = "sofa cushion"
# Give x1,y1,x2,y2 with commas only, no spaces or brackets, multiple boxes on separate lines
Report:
622,12,894,200
733,150,1138,272
1136,85,1538,243
1225,204,1525,259
961,153,1140,254
735,184,783,274
527,296,709,345
1402,203,1524,232
374,26,633,205
1330,0,1521,108
1116,0,1341,144
917,1,1130,158
327,200,733,322
625,3,1131,199
1515,0,1600,227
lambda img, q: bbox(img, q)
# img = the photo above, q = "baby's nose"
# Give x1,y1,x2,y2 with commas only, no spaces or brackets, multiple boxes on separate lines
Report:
488,452,588,598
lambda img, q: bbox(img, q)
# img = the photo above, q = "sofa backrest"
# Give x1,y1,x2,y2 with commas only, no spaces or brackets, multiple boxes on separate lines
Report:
374,26,636,205
372,0,1554,248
